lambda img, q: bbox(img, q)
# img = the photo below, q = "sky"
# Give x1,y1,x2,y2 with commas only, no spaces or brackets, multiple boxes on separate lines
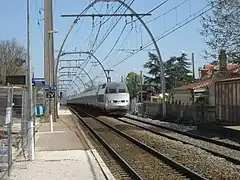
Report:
0,0,211,90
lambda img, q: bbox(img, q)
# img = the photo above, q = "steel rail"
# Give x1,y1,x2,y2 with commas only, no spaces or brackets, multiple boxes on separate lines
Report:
69,107,143,180
124,115,240,151
71,106,206,180
117,117,240,165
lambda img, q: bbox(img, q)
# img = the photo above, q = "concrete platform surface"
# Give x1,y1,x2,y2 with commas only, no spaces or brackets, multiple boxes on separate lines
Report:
9,150,107,180
7,107,115,180
36,114,87,151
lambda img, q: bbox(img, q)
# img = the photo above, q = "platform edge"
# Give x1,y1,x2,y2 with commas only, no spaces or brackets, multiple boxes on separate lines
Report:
69,107,116,180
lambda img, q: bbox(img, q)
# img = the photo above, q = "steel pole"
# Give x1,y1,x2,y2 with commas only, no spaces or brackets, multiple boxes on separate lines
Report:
27,0,35,160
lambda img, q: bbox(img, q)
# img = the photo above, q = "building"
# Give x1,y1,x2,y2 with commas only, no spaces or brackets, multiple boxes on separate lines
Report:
170,79,210,104
171,59,240,105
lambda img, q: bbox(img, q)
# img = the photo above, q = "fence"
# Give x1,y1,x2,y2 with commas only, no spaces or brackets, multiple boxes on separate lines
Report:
215,77,240,125
134,102,216,125
0,84,13,177
0,84,30,177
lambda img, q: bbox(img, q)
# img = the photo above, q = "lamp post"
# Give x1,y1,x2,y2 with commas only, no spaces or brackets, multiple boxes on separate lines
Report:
47,29,58,127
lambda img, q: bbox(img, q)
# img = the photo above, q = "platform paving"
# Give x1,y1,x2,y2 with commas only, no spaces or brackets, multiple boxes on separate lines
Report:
6,106,115,180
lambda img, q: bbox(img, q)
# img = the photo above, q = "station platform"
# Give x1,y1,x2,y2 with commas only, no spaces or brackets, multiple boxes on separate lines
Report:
8,106,115,180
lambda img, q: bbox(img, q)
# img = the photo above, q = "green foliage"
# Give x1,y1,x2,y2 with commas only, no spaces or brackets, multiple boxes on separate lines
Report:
200,0,240,63
143,52,193,92
125,72,141,99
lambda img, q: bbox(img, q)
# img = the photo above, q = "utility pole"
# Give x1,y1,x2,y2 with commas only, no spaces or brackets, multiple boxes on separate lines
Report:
27,0,35,160
140,70,143,103
140,71,143,115
192,53,195,82
121,76,124,83
44,0,55,123
105,70,113,82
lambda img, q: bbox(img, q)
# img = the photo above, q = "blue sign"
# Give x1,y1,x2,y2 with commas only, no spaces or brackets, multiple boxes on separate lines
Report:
32,77,45,87
33,78,44,80
44,84,56,90
33,81,45,87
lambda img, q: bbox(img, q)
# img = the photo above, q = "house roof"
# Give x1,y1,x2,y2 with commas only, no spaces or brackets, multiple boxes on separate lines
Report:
172,79,211,90
173,71,240,90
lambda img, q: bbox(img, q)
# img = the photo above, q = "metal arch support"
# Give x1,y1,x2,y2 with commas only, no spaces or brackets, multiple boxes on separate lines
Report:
58,86,74,95
59,83,79,95
58,74,87,90
88,52,108,79
58,66,94,87
61,80,82,94
59,52,108,79
55,0,166,117
59,77,86,91
72,80,83,93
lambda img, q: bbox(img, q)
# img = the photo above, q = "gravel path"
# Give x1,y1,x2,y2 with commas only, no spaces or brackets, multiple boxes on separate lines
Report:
85,117,187,180
101,116,240,180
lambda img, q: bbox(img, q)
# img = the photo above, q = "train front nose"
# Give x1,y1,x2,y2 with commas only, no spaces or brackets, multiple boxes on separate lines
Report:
106,94,129,110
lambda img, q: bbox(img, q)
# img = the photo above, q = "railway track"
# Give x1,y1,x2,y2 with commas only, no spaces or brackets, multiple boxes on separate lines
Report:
114,116,240,165
124,115,240,151
70,106,206,180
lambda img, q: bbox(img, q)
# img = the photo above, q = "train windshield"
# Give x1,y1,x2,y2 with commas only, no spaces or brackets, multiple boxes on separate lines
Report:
107,89,117,93
118,89,126,93
105,83,128,94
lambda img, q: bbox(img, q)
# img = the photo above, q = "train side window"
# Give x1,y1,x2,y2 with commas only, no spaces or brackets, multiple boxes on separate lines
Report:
102,84,106,89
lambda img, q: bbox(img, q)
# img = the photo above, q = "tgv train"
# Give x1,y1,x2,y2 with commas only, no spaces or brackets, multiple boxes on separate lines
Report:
67,82,130,116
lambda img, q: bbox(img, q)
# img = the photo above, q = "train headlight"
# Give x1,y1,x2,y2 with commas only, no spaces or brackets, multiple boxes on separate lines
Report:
109,100,114,103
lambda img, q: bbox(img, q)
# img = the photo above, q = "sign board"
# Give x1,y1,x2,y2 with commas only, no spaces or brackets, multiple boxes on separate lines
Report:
33,80,45,87
32,78,45,87
6,75,26,85
5,107,12,124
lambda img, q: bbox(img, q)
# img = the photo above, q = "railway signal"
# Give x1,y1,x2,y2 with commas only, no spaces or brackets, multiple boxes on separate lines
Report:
46,91,55,99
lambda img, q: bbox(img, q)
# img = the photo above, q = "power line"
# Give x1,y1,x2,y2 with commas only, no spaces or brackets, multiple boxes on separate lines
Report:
101,23,128,63
129,0,170,25
146,0,188,24
112,2,215,68
35,0,44,46
67,1,131,90
147,0,170,14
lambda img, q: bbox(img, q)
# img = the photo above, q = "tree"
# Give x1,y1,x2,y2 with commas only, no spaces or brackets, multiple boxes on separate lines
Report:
125,72,141,99
0,39,26,85
173,53,193,87
200,0,240,63
143,52,193,92
143,53,162,92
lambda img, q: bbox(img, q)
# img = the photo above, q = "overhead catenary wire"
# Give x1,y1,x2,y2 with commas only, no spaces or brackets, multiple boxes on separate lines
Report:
129,0,170,24
73,0,135,89
63,2,127,90
111,1,216,69
101,23,128,63
145,0,188,24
